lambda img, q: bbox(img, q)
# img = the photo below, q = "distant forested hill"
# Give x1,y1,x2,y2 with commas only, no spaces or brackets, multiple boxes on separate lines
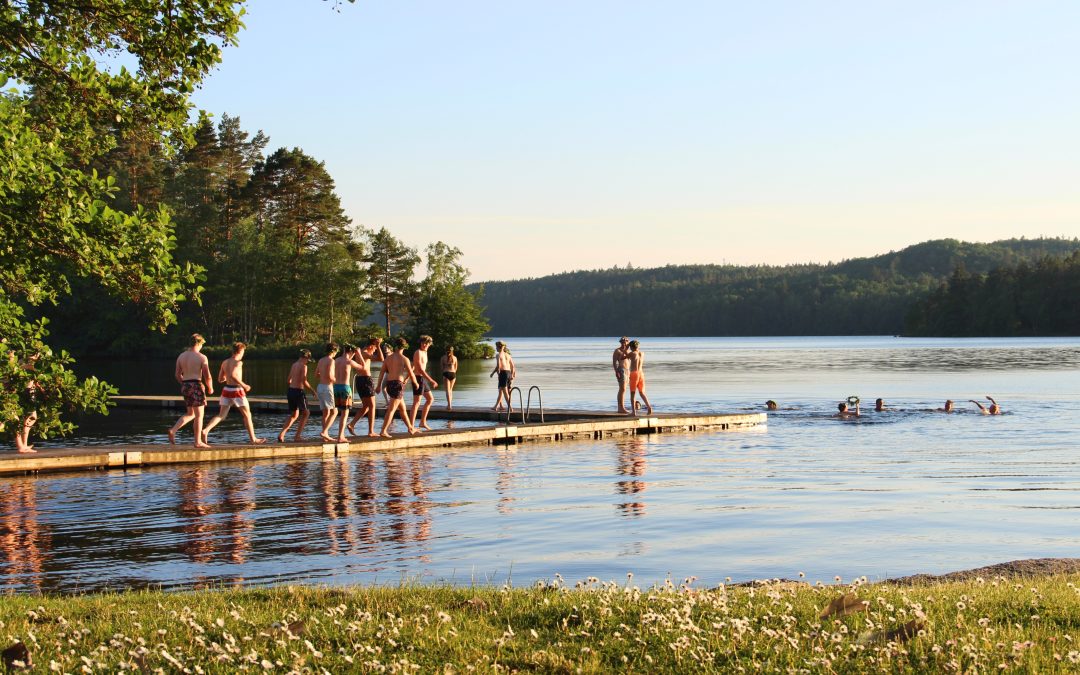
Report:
472,238,1080,336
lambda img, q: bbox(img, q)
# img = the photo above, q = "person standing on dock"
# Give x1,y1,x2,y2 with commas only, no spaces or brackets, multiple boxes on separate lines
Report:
376,337,419,437
347,337,384,438
626,340,653,416
168,333,213,448
332,344,367,443
440,346,458,411
315,343,338,442
490,341,516,412
409,335,439,430
612,337,630,413
202,342,265,445
277,349,315,443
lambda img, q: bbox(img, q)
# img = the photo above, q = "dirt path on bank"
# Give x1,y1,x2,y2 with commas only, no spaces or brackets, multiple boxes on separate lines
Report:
885,558,1080,585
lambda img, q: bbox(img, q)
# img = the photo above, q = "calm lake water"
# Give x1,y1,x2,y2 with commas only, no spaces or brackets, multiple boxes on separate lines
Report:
3,336,1079,593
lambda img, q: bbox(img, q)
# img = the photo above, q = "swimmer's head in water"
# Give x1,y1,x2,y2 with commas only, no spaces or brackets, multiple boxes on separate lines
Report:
838,402,847,412
765,400,777,410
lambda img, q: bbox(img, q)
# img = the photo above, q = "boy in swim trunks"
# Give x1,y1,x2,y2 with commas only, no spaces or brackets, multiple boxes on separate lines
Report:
315,343,338,442
332,344,367,442
626,340,653,416
347,337,384,438
489,341,516,412
612,337,630,413
278,349,315,443
169,333,214,448
376,337,419,437
409,335,439,430
202,342,266,445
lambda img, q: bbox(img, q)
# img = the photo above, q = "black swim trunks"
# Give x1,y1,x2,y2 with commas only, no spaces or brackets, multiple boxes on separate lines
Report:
181,380,206,408
286,387,307,413
355,374,376,398
443,371,456,381
413,379,430,397
498,371,512,388
385,380,404,400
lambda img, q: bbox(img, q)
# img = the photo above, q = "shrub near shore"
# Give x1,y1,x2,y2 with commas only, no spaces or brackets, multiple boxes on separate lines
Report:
1,574,1078,672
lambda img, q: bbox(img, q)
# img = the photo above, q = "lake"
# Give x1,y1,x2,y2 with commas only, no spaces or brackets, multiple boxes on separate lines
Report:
3,336,1079,592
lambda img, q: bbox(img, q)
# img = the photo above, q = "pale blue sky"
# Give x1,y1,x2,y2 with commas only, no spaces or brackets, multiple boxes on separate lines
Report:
192,1,1080,282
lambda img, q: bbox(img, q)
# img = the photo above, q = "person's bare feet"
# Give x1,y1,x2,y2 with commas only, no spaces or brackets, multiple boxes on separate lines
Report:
319,433,334,443
617,408,628,414
294,434,304,442
646,407,653,415
201,430,209,444
168,428,176,444
277,431,286,443
336,436,347,443
346,424,356,435
252,438,266,445
408,428,420,435
380,431,393,438
420,423,432,431
16,447,36,454
195,442,211,449
368,432,380,438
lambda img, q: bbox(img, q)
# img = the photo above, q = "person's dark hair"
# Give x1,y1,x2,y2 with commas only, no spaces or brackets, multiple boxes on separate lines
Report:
838,402,846,412
446,346,454,354
341,343,355,354
232,341,246,354
394,337,408,350
367,337,381,347
628,340,639,350
190,333,205,347
325,342,339,356
299,348,312,359
420,335,432,346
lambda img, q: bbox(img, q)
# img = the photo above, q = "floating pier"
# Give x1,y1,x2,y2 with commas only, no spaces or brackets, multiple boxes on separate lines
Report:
0,397,766,476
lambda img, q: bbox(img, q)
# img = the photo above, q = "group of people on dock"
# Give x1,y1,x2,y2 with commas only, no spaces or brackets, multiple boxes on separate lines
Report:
168,334,467,448
612,337,653,415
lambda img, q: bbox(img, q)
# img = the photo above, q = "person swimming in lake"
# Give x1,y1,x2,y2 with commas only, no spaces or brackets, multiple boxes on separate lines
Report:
936,399,955,413
874,398,886,412
836,401,860,418
970,396,1002,415
765,400,778,411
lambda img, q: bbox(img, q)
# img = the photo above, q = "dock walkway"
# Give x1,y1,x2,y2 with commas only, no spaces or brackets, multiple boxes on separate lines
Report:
0,397,766,476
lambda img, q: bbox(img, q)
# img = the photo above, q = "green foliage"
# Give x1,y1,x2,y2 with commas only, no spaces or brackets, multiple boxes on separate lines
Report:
476,238,1080,336
906,252,1080,336
366,227,420,336
0,574,1077,672
0,1,244,442
410,242,492,359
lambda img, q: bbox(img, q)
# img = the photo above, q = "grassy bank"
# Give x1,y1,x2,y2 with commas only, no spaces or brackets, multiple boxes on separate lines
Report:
1,574,1078,672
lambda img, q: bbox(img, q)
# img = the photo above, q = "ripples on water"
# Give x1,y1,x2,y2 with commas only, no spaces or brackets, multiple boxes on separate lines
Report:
3,337,1080,592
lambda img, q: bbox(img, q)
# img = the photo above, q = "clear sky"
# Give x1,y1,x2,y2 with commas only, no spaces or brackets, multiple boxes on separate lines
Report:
191,0,1080,282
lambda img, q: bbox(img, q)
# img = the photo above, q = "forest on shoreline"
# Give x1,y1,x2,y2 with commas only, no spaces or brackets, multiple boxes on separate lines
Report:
473,237,1080,337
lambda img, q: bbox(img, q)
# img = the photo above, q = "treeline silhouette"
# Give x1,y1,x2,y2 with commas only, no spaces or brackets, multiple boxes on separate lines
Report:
905,251,1080,336
474,238,1080,336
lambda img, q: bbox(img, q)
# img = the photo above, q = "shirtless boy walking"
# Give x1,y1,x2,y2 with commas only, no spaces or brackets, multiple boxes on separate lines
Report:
278,349,315,443
376,337,419,437
169,333,214,448
332,344,367,442
490,342,516,412
409,335,439,430
626,340,653,416
202,342,265,445
347,337,384,437
315,343,338,442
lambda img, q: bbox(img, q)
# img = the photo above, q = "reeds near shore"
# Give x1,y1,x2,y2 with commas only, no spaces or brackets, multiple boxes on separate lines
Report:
1,573,1078,672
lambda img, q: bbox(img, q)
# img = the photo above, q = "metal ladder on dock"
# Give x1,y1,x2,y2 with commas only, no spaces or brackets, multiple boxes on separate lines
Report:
503,386,544,424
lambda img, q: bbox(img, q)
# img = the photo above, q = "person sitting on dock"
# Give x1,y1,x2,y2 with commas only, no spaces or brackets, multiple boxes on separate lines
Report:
971,396,1002,415
315,343,338,442
347,337,384,438
490,341,516,413
409,335,439,431
168,333,213,448
202,342,265,445
626,340,653,416
376,337,420,437
613,337,630,413
278,349,315,443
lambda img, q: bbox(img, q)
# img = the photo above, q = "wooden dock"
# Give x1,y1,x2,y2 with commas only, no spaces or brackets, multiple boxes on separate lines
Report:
0,397,766,476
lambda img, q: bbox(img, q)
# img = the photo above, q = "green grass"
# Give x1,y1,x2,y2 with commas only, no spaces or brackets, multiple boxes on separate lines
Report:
1,574,1078,672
